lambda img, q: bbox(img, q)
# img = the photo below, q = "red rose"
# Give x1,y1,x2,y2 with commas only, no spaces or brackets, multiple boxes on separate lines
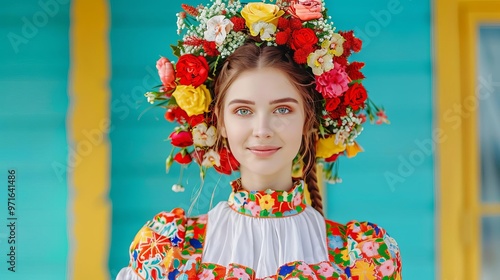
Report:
344,83,367,111
290,28,318,51
175,54,209,87
165,107,189,124
325,98,341,111
170,131,193,147
214,147,239,175
174,151,192,164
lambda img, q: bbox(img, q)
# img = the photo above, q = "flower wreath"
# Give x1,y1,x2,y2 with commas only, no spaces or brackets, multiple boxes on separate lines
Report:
145,0,389,192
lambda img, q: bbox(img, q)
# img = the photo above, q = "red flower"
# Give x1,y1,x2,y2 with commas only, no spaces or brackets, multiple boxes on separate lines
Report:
230,17,245,32
165,107,189,124
293,45,313,64
328,100,347,119
191,149,205,165
325,152,343,162
170,131,193,147
187,114,205,127
214,147,239,175
175,54,209,87
277,17,289,30
346,62,365,81
325,98,341,111
289,18,303,30
165,109,175,122
343,83,367,111
202,41,219,56
181,4,199,16
335,57,348,67
275,30,290,45
352,37,362,52
358,113,367,124
174,151,192,164
290,28,318,51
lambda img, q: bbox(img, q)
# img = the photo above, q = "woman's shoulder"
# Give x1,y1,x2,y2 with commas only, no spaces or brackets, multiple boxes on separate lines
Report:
119,208,208,280
325,219,402,279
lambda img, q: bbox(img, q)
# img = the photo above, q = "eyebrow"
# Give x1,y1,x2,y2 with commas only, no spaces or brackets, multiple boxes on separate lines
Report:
228,97,299,106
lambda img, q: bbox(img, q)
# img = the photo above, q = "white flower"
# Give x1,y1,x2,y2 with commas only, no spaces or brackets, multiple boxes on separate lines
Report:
307,48,334,75
252,21,276,41
192,123,216,147
204,15,234,46
201,149,220,167
171,184,185,192
145,92,156,104
322,33,345,56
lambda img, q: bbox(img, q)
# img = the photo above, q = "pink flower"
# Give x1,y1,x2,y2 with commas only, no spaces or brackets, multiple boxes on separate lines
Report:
376,110,390,124
199,268,215,280
315,62,350,99
246,201,261,216
361,241,380,257
156,57,176,90
378,260,396,276
232,268,250,280
288,0,323,21
297,263,314,276
317,262,334,277
293,193,303,207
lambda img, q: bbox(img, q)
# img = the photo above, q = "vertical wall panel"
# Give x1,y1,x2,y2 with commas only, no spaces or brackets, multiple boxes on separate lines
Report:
0,0,71,279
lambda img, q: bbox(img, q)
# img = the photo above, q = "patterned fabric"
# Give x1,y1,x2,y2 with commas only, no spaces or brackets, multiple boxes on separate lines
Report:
228,178,307,218
125,181,402,279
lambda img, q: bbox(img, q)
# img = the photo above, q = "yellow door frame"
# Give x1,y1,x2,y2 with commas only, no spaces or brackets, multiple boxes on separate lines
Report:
436,1,500,279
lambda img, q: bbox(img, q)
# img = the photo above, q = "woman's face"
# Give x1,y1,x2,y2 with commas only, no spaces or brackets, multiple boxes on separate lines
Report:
220,67,305,181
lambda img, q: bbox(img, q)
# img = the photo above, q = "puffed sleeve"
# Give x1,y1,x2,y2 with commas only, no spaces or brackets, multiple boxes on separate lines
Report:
344,221,402,279
116,208,187,280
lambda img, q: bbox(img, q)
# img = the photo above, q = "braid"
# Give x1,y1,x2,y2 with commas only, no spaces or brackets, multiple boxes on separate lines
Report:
303,138,324,216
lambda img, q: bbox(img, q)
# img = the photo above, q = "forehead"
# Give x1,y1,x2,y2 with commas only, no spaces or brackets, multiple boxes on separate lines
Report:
224,68,303,105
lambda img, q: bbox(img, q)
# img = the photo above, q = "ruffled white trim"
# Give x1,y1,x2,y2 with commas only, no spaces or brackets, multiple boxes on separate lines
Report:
202,202,329,278
115,267,142,280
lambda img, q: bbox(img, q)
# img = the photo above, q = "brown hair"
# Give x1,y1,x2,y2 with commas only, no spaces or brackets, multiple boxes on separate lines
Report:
213,43,324,215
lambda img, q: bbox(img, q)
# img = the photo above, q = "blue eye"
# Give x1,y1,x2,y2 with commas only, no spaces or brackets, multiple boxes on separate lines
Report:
275,107,291,114
235,108,252,115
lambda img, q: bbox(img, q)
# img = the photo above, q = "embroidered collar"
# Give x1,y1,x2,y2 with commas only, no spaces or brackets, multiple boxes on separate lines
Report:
228,178,307,218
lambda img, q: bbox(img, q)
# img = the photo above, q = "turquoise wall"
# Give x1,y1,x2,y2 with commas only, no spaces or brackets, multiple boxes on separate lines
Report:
109,0,434,279
0,0,71,279
0,0,433,279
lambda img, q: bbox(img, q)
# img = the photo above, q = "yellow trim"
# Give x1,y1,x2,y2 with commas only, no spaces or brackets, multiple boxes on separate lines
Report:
70,0,110,279
481,204,500,215
437,1,500,279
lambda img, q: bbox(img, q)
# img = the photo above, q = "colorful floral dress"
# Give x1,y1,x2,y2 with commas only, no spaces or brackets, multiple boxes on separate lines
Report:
116,179,402,280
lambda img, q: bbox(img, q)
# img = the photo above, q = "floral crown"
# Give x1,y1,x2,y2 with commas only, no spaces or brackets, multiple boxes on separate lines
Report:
145,0,389,192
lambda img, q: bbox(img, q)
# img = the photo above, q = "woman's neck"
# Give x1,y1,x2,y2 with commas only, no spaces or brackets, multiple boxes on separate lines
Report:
239,170,295,192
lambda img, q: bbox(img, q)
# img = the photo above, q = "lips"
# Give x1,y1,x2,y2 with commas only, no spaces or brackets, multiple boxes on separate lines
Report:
247,146,281,157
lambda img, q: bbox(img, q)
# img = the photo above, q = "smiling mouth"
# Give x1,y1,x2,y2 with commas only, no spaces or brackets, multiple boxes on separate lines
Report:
247,147,281,157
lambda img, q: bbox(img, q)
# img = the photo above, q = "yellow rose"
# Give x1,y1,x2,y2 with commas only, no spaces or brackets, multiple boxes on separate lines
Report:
172,84,212,116
241,2,284,36
316,135,346,158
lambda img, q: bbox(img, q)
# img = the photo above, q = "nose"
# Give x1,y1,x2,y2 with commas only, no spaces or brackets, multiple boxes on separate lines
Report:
252,113,275,139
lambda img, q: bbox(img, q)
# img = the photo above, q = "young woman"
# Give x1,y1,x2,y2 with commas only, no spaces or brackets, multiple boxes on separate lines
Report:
117,1,401,279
